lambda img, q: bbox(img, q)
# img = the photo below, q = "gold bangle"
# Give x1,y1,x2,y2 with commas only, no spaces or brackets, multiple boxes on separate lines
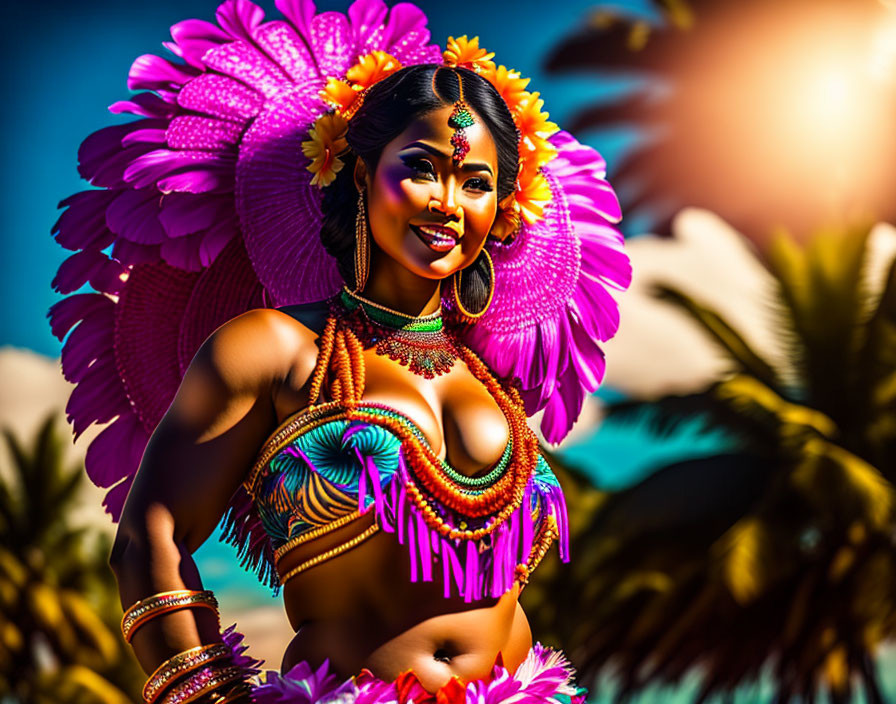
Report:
160,665,244,704
208,682,253,703
142,643,230,703
122,590,219,643
278,523,379,585
273,510,365,564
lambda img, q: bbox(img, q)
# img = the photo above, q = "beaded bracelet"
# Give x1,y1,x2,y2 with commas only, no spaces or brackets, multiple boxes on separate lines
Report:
142,643,231,702
159,664,244,704
207,682,253,703
122,590,219,643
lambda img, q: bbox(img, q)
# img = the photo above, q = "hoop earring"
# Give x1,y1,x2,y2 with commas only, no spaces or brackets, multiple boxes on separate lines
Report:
452,248,495,322
354,190,370,291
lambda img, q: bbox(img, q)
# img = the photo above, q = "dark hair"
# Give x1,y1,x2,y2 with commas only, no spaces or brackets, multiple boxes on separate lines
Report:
319,64,520,295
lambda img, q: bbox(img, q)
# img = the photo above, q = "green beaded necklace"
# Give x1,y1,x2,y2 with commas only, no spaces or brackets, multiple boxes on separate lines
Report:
339,288,458,378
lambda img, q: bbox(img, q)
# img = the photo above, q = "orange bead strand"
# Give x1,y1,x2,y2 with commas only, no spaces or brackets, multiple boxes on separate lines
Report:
310,311,539,538
308,317,337,404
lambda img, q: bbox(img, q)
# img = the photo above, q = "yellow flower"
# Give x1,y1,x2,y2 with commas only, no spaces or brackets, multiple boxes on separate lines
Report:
346,51,403,90
514,92,559,140
482,64,530,112
321,52,403,119
520,134,558,172
321,77,357,114
302,113,348,188
443,36,496,74
492,194,521,241
515,167,552,224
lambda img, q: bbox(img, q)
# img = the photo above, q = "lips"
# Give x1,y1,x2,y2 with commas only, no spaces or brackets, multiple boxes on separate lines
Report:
410,224,460,253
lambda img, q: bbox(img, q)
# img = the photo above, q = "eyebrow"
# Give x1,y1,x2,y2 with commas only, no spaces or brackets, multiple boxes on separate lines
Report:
399,141,494,176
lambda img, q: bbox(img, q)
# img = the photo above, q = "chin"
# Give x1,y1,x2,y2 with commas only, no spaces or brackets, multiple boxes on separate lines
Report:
390,236,465,279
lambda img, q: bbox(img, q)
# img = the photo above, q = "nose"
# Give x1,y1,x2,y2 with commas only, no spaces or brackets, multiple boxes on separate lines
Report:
428,185,460,219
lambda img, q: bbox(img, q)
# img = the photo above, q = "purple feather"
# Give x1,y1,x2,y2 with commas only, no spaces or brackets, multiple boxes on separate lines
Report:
109,92,178,119
53,190,117,252
111,239,160,266
168,19,230,68
48,293,111,341
106,189,168,245
66,356,130,439
85,413,147,490
59,312,113,385
177,74,263,121
52,249,126,296
103,477,134,522
127,53,199,93
215,0,267,42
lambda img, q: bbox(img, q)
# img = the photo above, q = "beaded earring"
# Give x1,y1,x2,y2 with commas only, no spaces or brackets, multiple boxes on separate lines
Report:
354,190,370,291
452,248,495,322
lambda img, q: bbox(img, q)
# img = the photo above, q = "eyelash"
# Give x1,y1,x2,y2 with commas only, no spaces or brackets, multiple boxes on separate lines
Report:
405,157,494,192
407,157,436,180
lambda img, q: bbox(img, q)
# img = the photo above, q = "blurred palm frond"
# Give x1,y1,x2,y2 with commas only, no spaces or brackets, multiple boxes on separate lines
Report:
0,414,142,703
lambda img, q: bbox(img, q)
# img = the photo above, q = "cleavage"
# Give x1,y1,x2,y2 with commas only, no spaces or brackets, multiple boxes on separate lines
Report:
353,354,510,476
275,344,512,475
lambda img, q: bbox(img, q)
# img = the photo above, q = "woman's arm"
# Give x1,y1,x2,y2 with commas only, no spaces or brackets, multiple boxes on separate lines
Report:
109,308,318,673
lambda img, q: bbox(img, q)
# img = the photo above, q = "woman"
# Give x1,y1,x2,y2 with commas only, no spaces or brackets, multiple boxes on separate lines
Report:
49,1,630,702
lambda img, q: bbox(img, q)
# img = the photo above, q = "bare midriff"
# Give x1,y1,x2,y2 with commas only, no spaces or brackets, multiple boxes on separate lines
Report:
277,511,533,692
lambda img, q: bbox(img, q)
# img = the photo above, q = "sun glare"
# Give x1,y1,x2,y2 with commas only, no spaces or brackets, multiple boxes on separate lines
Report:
869,12,896,82
660,1,896,236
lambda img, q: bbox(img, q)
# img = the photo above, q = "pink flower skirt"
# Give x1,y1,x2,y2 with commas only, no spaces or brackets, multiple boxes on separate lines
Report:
248,644,586,704
225,626,586,704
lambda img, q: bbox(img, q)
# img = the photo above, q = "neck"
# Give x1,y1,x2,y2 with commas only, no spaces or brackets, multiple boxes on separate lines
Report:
359,250,443,316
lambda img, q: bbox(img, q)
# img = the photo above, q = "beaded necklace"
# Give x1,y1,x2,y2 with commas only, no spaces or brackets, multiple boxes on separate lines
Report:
336,288,458,378
295,313,539,538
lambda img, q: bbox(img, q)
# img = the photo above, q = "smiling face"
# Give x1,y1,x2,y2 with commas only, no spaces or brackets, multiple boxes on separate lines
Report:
358,104,499,282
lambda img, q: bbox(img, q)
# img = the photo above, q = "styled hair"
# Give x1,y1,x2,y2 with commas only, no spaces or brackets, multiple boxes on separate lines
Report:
319,64,520,295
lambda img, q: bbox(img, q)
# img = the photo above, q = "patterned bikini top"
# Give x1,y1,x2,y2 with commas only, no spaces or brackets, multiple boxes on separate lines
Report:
220,308,570,602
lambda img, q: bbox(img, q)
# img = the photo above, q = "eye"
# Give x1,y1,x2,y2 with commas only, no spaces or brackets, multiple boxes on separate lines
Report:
464,177,494,193
402,156,437,181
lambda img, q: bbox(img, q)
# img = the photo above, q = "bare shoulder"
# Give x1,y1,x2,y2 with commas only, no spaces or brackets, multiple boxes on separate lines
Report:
121,305,327,542
195,305,323,394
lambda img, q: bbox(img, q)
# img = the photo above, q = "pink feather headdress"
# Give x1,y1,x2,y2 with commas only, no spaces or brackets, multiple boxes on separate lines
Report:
48,0,631,522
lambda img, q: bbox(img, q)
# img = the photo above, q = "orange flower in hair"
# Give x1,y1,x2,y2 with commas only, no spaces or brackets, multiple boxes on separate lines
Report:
322,77,357,114
321,51,403,118
302,113,348,187
514,92,559,142
481,65,530,112
346,51,403,89
443,36,496,74
520,134,558,174
493,194,522,241
514,167,552,225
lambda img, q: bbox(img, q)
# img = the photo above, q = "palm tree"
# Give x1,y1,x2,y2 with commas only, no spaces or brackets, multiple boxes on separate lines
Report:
527,223,896,703
546,0,896,239
0,414,143,703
